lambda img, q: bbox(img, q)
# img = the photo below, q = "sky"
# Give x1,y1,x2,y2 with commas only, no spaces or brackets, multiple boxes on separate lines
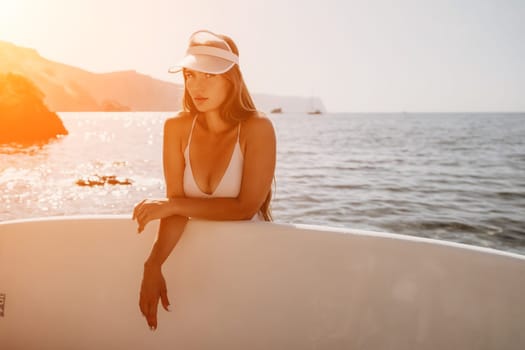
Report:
1,0,524,112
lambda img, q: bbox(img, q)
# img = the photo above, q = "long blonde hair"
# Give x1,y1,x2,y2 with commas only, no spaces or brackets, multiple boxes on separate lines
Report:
181,34,274,221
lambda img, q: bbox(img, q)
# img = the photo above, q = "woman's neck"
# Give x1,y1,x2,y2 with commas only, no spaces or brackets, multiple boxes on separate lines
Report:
198,111,236,134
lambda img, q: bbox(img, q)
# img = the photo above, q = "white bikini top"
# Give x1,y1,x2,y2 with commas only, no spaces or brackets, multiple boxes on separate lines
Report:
183,115,243,198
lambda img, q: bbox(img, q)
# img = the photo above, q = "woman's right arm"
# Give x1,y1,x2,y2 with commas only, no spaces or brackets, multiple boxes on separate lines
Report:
144,115,188,266
140,114,189,330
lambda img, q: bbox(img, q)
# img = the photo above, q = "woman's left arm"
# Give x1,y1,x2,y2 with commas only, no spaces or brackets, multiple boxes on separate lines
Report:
134,116,275,228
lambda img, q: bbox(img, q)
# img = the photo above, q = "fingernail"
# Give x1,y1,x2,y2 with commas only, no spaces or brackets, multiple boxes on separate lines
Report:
150,326,156,331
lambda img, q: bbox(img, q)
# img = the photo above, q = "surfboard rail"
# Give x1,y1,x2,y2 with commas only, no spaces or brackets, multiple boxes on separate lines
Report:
1,215,524,349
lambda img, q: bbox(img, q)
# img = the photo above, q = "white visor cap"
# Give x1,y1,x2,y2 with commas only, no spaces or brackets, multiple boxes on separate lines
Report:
168,30,239,75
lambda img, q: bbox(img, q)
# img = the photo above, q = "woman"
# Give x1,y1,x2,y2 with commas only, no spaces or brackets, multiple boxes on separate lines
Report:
132,30,276,330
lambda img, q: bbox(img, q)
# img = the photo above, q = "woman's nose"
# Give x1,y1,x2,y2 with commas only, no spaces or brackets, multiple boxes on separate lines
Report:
190,77,207,89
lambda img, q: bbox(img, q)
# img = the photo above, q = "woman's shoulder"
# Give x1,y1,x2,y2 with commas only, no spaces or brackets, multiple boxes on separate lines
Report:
166,110,193,124
164,111,193,133
241,111,275,140
243,111,274,130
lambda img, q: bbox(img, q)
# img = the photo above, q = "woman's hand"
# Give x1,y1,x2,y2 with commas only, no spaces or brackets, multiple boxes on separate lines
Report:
133,198,171,233
139,263,171,330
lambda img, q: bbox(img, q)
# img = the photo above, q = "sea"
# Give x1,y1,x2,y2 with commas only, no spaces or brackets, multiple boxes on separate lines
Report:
1,112,524,255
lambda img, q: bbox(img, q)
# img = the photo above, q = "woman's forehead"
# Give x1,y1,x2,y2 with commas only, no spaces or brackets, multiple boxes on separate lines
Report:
183,68,222,76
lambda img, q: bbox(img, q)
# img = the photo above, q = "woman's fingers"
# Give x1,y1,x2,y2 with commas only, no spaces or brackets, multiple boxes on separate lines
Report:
139,298,146,316
160,284,171,312
135,211,150,233
137,215,148,233
132,199,146,220
139,272,169,330
132,201,141,220
133,199,167,233
139,291,150,317
140,294,158,330
146,299,158,330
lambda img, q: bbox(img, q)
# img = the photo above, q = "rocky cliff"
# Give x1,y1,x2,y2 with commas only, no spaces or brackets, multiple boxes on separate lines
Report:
0,40,325,113
0,73,68,144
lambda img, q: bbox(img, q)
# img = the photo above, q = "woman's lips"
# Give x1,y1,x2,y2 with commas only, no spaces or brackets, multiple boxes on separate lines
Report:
194,97,208,103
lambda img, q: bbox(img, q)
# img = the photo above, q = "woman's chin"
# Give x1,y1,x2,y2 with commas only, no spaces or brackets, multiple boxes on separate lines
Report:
195,105,219,113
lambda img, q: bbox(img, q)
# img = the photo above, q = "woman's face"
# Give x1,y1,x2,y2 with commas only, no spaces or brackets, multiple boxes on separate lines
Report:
184,69,231,113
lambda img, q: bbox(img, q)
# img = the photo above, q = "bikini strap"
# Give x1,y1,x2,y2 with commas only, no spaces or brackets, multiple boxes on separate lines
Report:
236,121,241,142
187,115,198,145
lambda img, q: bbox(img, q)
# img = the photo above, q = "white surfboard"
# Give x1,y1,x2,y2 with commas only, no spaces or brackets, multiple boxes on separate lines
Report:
1,216,524,349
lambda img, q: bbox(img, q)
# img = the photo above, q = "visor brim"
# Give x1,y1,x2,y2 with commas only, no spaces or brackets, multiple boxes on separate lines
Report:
168,54,235,74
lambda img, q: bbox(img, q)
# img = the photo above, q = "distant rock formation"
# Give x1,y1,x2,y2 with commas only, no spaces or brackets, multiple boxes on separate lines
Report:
0,40,183,111
101,99,131,112
0,73,68,144
1,40,327,113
